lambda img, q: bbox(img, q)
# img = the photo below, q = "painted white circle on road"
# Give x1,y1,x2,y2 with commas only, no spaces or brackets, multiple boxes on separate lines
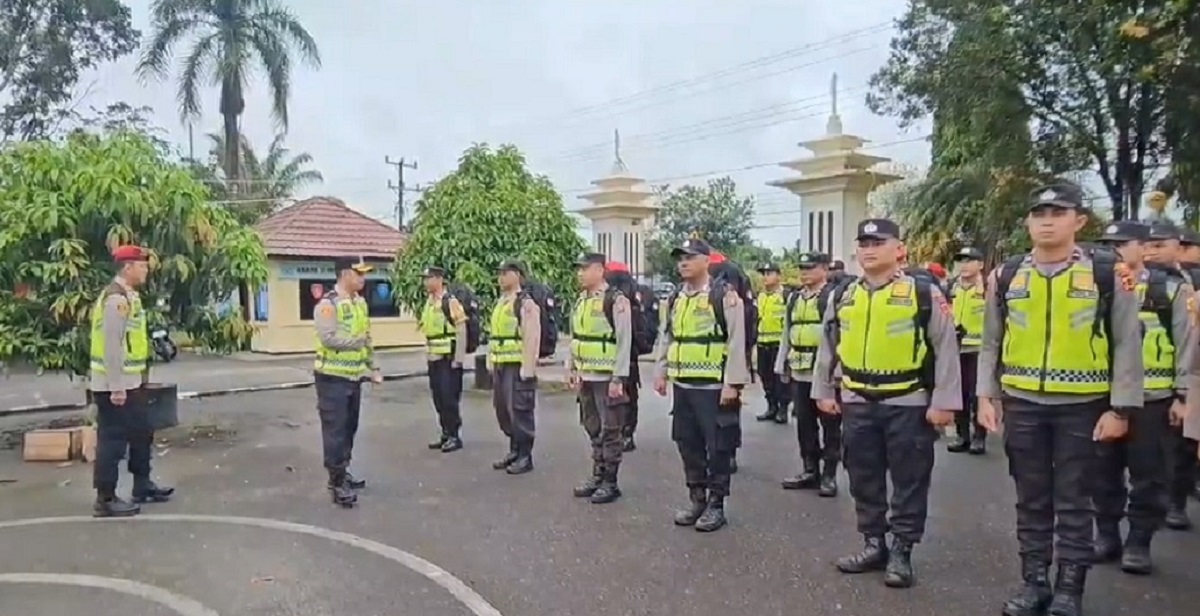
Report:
0,572,219,616
0,514,505,616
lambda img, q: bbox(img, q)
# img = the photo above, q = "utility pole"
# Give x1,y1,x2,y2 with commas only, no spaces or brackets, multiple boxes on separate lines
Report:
385,156,419,230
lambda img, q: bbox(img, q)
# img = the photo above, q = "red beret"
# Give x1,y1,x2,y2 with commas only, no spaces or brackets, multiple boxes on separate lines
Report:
927,263,947,278
112,245,148,262
605,261,630,273
709,251,726,264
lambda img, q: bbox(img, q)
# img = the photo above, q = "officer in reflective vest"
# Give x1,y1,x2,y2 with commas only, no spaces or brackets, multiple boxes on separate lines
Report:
653,238,749,532
977,184,1143,616
1091,221,1192,572
948,246,988,454
89,245,173,517
755,262,790,423
313,257,380,507
420,266,469,453
567,252,633,504
812,218,961,589
776,251,842,496
488,259,541,474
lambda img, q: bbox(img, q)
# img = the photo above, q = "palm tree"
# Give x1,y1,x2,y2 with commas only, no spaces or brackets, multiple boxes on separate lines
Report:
137,0,321,190
204,132,323,222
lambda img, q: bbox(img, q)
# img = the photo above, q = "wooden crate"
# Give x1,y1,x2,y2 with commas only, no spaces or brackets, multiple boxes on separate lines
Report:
22,427,96,462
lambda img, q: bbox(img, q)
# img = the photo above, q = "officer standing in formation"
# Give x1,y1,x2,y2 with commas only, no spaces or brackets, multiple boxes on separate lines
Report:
977,183,1144,616
755,263,789,423
89,245,174,517
776,252,841,496
312,258,381,507
567,252,633,504
603,260,644,452
1090,221,1193,573
948,246,988,454
488,260,541,474
654,238,749,532
812,218,961,589
419,266,468,453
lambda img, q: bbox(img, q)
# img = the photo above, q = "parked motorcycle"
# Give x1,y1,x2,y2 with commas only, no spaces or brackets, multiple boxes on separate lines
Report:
151,328,178,363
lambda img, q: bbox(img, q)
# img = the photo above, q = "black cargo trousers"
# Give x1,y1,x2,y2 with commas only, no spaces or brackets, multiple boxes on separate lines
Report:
93,389,154,494
1093,398,1169,534
315,373,363,472
672,384,740,498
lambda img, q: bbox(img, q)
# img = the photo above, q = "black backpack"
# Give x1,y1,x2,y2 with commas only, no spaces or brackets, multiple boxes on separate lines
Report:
1143,262,1183,334
994,247,1117,345
443,282,482,353
825,275,936,391
602,270,657,355
516,280,559,358
665,261,758,380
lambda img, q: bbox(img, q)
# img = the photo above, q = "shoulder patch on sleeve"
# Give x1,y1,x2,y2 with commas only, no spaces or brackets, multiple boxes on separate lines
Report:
1114,263,1135,291
614,295,630,313
448,298,467,323
317,302,335,318
113,296,129,316
724,290,741,308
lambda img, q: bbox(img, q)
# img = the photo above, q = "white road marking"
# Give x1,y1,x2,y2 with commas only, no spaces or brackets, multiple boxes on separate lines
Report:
0,572,219,616
0,514,505,616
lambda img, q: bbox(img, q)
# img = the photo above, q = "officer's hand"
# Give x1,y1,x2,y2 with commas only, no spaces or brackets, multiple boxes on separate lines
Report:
1169,399,1188,427
451,360,462,369
111,390,127,406
816,399,840,415
565,372,580,390
926,408,955,427
607,380,625,400
978,398,1001,432
1093,411,1129,442
370,369,383,385
520,368,536,381
720,385,739,405
653,376,667,396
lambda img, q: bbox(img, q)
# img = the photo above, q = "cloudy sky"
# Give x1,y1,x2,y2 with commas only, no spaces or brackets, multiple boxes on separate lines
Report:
88,0,931,249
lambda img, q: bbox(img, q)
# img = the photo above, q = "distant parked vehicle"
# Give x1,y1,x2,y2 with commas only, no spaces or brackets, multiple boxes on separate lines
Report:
151,328,178,363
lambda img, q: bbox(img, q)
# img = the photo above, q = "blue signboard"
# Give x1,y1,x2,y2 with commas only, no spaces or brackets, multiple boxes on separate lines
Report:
277,260,392,281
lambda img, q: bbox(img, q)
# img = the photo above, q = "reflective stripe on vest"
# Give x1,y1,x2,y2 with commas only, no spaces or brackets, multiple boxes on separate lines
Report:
314,295,371,378
1138,279,1176,391
570,293,616,373
489,297,522,364
999,262,1111,394
787,293,822,372
666,292,726,381
757,290,786,344
952,281,986,346
835,281,926,394
420,297,453,355
89,286,149,375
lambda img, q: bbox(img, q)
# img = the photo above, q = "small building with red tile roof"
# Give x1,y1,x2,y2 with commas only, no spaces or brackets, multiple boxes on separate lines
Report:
247,197,421,353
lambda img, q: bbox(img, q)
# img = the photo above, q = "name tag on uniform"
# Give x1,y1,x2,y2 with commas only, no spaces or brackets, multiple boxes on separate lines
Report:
1067,271,1097,299
890,282,912,298
1006,271,1031,299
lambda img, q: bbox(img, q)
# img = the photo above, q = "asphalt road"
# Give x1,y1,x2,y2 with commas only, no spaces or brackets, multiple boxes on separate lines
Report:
0,378,1197,616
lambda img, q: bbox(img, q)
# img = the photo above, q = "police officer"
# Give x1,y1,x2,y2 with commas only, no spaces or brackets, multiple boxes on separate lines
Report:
755,262,789,424
653,238,749,532
313,257,381,507
488,260,541,474
1178,229,1200,285
947,247,987,454
812,219,961,588
567,253,633,504
776,252,841,496
419,266,468,453
90,245,173,517
977,184,1143,616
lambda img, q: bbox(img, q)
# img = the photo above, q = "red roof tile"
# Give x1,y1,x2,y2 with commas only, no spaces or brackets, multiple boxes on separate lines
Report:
256,197,407,259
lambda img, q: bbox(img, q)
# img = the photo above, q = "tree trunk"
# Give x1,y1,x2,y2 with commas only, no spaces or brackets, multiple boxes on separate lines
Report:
222,111,240,195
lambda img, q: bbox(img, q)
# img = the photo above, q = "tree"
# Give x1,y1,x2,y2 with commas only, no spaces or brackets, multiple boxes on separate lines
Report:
0,131,269,379
137,0,321,188
390,144,586,317
203,132,324,224
0,0,139,141
644,177,756,279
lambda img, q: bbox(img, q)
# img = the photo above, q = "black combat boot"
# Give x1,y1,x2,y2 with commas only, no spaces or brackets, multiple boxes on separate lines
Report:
673,487,708,526
946,434,969,453
428,433,449,450
327,470,357,507
343,471,367,490
440,434,463,452
1001,557,1053,616
506,442,534,475
1046,563,1087,616
694,496,727,532
729,453,739,474
968,431,987,455
756,403,777,422
492,446,518,470
573,462,603,498
1192,478,1200,501
773,402,789,424
781,458,820,490
590,465,622,504
1093,523,1122,562
817,461,839,498
622,435,637,452
835,536,889,573
1164,501,1192,530
1119,529,1154,575
131,477,174,503
883,537,915,588
93,490,140,518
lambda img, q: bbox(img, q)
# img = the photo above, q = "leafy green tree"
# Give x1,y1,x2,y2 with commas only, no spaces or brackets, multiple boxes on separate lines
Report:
137,0,321,187
0,131,268,379
203,132,325,224
391,144,586,318
645,176,756,279
0,0,139,141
